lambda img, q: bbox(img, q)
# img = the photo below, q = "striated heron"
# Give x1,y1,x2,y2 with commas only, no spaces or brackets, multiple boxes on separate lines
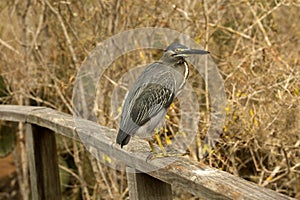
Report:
116,43,209,154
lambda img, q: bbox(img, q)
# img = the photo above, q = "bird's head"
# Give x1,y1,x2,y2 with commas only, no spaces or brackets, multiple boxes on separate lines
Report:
163,43,209,60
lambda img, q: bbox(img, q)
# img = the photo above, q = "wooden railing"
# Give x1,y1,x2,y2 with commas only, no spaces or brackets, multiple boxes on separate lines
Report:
0,105,295,200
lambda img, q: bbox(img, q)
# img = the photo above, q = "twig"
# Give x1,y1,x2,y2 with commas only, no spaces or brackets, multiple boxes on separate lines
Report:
28,1,46,54
0,38,21,55
209,23,252,40
44,0,78,68
96,160,115,198
73,141,91,200
247,2,272,46
243,2,282,33
89,154,114,199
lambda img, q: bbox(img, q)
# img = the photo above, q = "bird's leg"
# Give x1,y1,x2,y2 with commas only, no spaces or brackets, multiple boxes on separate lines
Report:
154,130,167,155
146,128,166,161
146,139,156,153
146,128,189,161
146,128,167,154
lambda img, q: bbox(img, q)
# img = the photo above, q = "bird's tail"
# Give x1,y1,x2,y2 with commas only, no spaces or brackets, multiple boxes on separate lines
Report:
116,129,131,148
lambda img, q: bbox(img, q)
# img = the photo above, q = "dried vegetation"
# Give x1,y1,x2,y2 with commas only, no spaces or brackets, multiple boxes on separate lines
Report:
0,0,299,199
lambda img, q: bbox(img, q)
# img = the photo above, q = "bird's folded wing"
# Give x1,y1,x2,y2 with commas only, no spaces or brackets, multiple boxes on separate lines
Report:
119,62,176,135
130,83,175,126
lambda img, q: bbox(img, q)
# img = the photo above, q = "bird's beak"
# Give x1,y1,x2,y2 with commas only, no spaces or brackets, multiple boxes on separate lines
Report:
180,49,210,55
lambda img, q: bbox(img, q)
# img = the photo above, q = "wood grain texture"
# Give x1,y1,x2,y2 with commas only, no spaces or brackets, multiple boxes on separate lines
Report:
26,123,61,200
127,167,172,200
0,105,295,200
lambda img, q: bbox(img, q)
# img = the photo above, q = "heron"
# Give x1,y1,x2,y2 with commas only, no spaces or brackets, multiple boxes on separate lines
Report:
116,43,209,157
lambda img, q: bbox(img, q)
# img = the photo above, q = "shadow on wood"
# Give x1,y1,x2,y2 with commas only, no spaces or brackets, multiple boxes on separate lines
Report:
127,167,172,200
26,124,61,200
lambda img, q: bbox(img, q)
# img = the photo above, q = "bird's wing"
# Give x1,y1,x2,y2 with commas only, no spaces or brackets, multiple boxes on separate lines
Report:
119,62,176,135
130,82,175,126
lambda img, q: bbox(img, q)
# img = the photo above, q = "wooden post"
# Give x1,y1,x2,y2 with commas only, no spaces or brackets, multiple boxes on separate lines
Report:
126,167,172,200
26,123,61,200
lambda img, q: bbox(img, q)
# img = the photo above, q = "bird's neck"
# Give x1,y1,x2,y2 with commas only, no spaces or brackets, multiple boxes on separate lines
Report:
173,59,189,77
176,60,189,91
158,56,189,89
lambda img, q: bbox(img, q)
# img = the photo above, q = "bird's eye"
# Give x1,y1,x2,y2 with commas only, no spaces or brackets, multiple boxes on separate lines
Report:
175,49,179,52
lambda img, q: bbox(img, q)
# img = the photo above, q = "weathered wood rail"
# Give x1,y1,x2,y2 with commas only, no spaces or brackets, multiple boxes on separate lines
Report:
0,105,295,200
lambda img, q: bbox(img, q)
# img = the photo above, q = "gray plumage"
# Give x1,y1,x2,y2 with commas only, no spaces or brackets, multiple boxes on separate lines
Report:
116,43,209,148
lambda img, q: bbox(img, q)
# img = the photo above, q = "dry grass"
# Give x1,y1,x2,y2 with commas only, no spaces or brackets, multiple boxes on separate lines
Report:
0,0,299,199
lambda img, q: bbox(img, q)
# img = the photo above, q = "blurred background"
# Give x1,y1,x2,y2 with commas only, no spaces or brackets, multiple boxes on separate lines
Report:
0,0,299,199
